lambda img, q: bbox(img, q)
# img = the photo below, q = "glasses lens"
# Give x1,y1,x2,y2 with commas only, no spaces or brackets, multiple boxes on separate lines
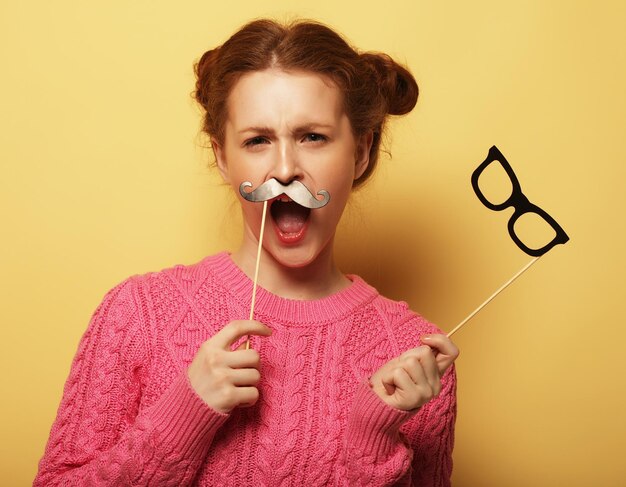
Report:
512,211,558,253
475,159,514,206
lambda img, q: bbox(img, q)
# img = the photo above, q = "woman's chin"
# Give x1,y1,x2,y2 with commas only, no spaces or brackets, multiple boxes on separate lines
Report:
267,246,318,269
264,234,336,270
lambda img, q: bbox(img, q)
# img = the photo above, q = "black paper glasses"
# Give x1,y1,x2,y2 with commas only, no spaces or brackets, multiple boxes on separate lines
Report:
471,146,569,257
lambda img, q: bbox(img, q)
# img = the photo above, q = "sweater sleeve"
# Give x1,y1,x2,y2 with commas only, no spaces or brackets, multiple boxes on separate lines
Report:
337,364,457,487
403,364,457,487
336,294,458,487
34,276,230,486
337,378,418,485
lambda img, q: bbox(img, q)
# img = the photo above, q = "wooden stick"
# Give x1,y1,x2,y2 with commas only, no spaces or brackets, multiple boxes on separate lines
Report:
447,255,541,338
246,200,268,350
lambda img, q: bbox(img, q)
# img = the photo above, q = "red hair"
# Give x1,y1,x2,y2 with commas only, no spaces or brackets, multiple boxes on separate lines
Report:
194,19,418,187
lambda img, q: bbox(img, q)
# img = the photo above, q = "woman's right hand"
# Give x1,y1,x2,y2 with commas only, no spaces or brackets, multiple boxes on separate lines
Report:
187,320,272,414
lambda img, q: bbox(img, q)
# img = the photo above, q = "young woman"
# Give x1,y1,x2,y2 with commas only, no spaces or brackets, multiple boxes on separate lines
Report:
35,19,459,486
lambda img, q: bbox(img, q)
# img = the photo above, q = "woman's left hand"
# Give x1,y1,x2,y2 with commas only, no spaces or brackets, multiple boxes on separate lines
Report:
369,334,460,411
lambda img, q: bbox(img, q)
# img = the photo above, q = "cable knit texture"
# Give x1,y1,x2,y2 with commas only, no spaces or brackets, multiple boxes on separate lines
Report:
35,252,457,486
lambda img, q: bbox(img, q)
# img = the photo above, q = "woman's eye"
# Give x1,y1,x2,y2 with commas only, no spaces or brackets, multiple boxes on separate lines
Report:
303,133,327,143
245,136,269,147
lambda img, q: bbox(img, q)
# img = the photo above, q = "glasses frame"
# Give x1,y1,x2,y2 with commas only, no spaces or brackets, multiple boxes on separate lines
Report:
471,145,569,257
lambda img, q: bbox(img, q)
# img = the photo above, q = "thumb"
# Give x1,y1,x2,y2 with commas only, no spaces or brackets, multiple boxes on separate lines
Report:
421,334,460,375
380,371,397,396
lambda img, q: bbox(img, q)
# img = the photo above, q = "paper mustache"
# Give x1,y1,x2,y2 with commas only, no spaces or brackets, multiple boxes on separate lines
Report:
239,179,331,209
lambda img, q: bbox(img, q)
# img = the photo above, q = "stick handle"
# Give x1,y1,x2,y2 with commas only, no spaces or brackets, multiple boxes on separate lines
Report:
447,256,541,338
246,200,268,350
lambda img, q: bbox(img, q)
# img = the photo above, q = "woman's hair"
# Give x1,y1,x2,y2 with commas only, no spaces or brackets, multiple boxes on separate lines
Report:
193,18,418,187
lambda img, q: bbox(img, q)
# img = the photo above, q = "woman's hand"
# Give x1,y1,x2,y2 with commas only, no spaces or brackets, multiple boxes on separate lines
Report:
369,334,459,411
187,320,272,414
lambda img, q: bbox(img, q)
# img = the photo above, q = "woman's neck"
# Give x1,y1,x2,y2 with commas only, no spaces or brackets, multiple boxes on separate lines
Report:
230,238,351,301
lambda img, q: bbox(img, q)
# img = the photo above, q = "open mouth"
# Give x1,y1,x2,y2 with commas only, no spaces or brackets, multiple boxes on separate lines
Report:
270,196,311,243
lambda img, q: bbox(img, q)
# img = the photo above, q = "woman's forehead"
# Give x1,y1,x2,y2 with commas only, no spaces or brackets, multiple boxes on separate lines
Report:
225,69,346,127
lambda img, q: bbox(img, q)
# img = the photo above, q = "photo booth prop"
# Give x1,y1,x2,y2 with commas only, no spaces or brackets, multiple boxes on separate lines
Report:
239,178,331,348
447,146,569,337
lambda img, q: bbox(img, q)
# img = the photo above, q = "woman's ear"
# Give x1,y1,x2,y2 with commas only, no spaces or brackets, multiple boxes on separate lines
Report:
212,139,230,182
354,130,374,181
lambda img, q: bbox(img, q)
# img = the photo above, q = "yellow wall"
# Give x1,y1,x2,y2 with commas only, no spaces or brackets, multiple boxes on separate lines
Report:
1,1,624,485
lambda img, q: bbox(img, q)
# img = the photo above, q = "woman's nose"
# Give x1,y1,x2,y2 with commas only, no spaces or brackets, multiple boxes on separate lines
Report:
270,142,303,184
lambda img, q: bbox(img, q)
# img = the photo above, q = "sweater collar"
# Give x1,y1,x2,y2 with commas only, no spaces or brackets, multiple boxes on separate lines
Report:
199,252,379,326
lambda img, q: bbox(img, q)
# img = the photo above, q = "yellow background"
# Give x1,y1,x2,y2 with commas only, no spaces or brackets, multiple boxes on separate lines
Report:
1,1,624,485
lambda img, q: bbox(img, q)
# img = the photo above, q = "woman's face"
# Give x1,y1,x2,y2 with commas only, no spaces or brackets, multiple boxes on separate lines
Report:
214,68,371,269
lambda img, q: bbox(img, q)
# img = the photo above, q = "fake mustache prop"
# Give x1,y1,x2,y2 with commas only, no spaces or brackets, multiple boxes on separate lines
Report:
241,178,331,350
239,179,330,208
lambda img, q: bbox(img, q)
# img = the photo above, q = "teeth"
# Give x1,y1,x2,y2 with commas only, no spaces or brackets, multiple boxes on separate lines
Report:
277,195,290,202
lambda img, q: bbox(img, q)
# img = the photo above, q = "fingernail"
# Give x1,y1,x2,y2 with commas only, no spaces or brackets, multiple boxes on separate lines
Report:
422,336,432,341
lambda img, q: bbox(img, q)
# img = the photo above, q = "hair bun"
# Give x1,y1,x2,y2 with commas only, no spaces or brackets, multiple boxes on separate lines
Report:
194,48,221,109
360,52,419,116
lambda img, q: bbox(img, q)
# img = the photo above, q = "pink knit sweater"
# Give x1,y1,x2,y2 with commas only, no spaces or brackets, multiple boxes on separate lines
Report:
35,252,456,486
